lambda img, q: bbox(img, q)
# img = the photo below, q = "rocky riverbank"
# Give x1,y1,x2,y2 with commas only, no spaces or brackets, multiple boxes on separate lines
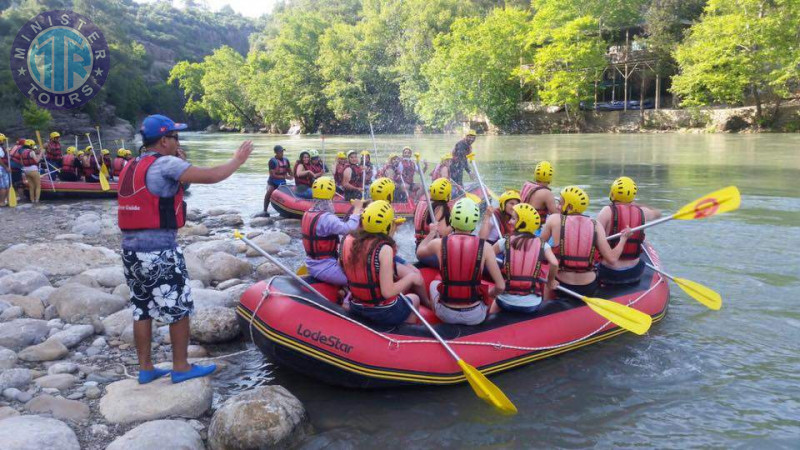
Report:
0,202,309,449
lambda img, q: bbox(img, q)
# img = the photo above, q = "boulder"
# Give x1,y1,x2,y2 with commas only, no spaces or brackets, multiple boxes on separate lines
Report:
26,394,90,421
179,222,210,237
29,286,56,304
107,419,205,450
193,288,234,309
0,271,50,296
102,308,132,337
99,377,213,424
0,306,23,321
208,386,309,450
81,266,126,288
48,324,95,348
0,295,45,319
190,307,240,343
185,240,237,261
0,406,19,420
0,347,17,369
0,368,32,391
245,232,292,256
0,319,50,351
249,217,271,227
233,240,247,254
204,253,251,282
204,214,243,228
222,283,252,305
185,251,212,285
62,273,101,288
256,262,283,279
18,338,69,362
34,373,78,390
0,415,80,449
48,283,127,324
0,243,121,277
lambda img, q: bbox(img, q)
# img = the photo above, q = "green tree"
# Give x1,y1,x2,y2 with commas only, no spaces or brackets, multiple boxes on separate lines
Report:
22,101,52,131
672,0,800,125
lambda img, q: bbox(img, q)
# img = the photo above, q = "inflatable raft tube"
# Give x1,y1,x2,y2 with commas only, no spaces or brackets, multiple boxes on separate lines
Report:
237,243,670,389
39,178,119,198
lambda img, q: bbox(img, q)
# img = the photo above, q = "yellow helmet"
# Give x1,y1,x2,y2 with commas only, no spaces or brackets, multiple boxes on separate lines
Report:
388,153,399,161
499,189,521,211
76,150,85,156
609,176,637,203
360,150,370,157
312,176,336,200
362,200,396,235
24,139,35,147
430,178,452,201
336,151,346,159
370,177,395,202
85,146,93,152
0,133,6,142
466,129,477,137
101,149,110,155
440,153,453,162
49,131,60,139
534,161,553,183
451,198,481,232
513,203,541,234
560,186,589,214
66,146,76,154
117,149,126,157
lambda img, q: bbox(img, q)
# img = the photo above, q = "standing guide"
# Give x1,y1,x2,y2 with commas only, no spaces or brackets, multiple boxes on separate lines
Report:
450,130,477,186
263,145,292,215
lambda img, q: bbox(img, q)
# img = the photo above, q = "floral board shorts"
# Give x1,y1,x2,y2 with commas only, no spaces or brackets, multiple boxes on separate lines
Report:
0,167,9,189
122,247,193,324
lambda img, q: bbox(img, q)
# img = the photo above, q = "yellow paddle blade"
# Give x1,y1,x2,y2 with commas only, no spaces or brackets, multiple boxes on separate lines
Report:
580,296,652,335
457,359,517,415
673,186,740,220
8,186,17,207
674,277,722,310
99,172,110,191
296,265,308,276
101,164,109,177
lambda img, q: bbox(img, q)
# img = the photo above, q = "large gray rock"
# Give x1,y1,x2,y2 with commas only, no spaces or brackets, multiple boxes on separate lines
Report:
48,324,95,348
185,251,212,285
102,308,132,337
0,415,80,449
0,295,45,319
0,319,50,351
0,306,23,320
99,377,213,424
48,283,127,324
28,286,56,304
193,288,234,309
185,240,237,261
204,253,251,282
80,266,126,288
106,419,205,450
245,232,292,256
34,373,78,390
190,307,240,344
17,338,69,362
0,347,17,369
179,222,210,237
0,271,50,296
0,368,32,391
204,214,243,228
208,386,308,450
26,394,90,421
222,283,252,305
255,262,283,279
0,243,121,277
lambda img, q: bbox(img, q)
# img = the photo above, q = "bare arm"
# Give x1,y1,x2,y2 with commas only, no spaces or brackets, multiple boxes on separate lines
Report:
544,246,559,290
595,222,629,264
478,206,494,239
180,140,252,184
545,191,559,214
416,235,440,260
295,163,314,178
539,215,557,243
639,203,662,222
378,246,419,298
596,206,612,233
342,168,359,191
484,242,505,297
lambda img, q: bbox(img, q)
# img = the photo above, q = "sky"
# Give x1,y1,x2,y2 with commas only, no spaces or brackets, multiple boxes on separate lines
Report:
135,0,278,18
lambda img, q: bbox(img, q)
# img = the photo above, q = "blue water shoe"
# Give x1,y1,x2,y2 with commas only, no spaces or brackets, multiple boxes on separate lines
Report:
138,367,171,384
171,364,217,384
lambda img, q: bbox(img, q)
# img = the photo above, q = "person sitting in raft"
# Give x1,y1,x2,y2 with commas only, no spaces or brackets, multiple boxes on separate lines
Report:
400,146,426,200
520,161,558,222
341,150,365,201
262,145,292,216
480,190,520,244
333,151,347,189
370,177,395,203
361,151,374,194
414,177,453,250
308,149,327,175
378,153,408,202
294,150,321,199
341,200,428,325
112,149,127,179
417,198,505,325
430,153,452,181
45,131,62,169
59,147,80,182
539,186,632,298
302,177,363,286
101,149,113,179
596,176,661,285
490,204,560,315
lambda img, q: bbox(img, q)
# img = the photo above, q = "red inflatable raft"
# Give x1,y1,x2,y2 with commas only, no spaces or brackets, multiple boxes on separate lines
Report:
38,178,119,198
237,243,670,388
269,182,485,219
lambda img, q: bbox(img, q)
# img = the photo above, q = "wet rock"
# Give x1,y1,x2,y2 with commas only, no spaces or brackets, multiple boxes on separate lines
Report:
0,405,19,420
99,377,213,424
0,319,50,351
107,419,205,450
0,347,17,369
34,373,78,390
208,386,309,450
81,266,126,288
102,308,132,337
0,305,23,321
204,252,252,282
179,222,210,237
48,362,79,375
0,271,50,296
256,262,283,279
0,295,45,319
18,338,69,362
0,368,32,391
48,283,126,324
193,288,234,309
26,394,90,421
190,307,240,343
0,415,80,449
48,324,95,348
185,240,237,261
0,243,121,277
245,231,291,256
29,285,56,304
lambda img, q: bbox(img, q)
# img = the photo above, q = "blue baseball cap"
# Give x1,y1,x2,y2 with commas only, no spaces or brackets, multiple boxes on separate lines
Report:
140,114,187,140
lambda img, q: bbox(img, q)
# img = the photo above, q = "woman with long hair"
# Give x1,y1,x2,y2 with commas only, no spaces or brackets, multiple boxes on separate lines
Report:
294,151,316,199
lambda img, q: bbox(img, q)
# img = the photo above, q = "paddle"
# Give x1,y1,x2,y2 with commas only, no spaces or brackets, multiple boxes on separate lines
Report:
4,136,16,207
540,279,652,335
85,133,110,191
95,126,110,177
644,263,721,310
607,186,741,240
35,131,56,192
414,152,439,235
467,153,503,237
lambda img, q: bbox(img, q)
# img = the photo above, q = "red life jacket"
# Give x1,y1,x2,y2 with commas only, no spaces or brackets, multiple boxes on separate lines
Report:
608,203,645,259
439,234,485,305
503,234,543,295
112,157,126,177
62,154,77,173
117,154,186,231
301,211,339,259
401,159,415,185
9,145,24,167
413,200,450,246
83,156,96,177
344,163,363,189
334,161,346,185
270,157,290,178
294,163,314,187
555,214,598,273
340,235,396,306
363,162,373,185
493,210,515,238
46,141,62,162
19,148,37,167
310,160,325,175
521,181,551,220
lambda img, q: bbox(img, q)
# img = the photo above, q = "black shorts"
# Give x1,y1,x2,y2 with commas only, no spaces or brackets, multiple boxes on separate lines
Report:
122,247,193,324
556,277,600,298
598,259,645,285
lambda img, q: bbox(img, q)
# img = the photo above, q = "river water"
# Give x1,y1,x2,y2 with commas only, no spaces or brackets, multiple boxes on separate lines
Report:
180,132,800,448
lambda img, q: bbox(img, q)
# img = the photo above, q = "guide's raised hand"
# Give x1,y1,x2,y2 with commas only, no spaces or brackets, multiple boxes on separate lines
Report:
234,140,253,165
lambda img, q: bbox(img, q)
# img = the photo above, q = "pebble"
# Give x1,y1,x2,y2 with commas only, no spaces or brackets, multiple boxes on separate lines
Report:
85,385,102,399
67,392,84,400
90,423,110,436
48,362,79,375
